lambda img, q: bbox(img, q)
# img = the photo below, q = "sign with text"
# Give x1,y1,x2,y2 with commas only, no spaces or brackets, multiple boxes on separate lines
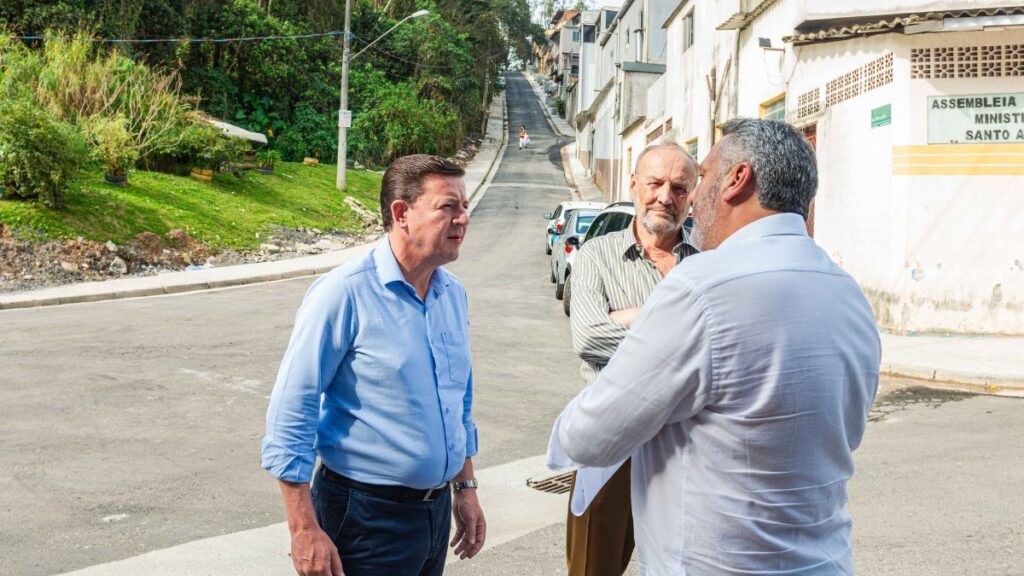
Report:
928,93,1024,144
339,110,352,129
871,104,891,128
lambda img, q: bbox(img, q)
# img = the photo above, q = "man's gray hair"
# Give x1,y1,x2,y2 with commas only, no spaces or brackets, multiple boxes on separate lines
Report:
633,142,697,178
717,118,817,218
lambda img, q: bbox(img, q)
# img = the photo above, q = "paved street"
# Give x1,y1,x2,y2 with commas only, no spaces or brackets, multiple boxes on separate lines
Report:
1,72,1022,576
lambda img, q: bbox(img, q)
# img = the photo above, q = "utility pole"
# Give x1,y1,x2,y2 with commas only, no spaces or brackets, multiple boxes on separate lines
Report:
335,5,428,190
336,0,352,190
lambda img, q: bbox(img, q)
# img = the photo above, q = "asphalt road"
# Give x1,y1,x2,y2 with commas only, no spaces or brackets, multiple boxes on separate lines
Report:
2,72,1022,576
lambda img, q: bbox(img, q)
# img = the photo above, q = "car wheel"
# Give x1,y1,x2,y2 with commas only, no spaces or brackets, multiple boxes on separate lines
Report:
563,274,571,317
545,243,552,255
550,266,556,283
555,275,565,300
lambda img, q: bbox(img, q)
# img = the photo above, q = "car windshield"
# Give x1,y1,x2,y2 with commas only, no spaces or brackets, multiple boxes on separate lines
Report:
576,215,596,234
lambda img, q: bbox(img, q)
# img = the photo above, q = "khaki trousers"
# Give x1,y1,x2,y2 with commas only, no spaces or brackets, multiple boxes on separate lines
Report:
566,459,634,576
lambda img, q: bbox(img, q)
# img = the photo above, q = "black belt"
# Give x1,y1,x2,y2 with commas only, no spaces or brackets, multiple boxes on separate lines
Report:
321,466,450,502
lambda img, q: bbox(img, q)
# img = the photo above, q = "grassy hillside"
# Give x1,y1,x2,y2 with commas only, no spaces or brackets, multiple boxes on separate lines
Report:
0,162,382,249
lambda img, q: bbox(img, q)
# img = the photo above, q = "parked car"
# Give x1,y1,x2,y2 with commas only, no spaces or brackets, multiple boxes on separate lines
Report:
559,203,636,317
582,202,635,244
551,208,601,304
543,200,607,254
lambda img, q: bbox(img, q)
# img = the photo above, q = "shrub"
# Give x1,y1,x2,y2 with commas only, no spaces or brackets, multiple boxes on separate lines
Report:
274,130,308,163
256,149,281,168
87,115,139,176
0,98,87,208
180,124,251,171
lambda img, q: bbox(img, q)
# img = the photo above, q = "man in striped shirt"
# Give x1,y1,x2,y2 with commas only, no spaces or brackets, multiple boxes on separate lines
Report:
565,143,698,576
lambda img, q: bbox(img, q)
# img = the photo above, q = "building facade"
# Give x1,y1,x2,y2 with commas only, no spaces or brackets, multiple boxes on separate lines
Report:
574,0,1024,334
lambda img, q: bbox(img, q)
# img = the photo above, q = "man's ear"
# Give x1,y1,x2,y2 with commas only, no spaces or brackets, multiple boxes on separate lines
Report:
721,162,755,204
390,199,410,229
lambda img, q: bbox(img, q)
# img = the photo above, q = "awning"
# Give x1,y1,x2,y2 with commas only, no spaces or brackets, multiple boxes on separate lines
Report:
196,114,269,145
783,6,1024,45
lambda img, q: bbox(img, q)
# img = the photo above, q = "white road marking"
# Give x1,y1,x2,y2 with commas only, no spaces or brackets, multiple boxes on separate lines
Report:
57,454,566,576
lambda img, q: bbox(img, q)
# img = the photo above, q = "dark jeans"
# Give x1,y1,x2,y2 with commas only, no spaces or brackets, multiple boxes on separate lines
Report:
311,466,452,576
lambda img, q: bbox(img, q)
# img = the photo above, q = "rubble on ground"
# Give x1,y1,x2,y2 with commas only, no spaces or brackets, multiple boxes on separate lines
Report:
0,223,381,293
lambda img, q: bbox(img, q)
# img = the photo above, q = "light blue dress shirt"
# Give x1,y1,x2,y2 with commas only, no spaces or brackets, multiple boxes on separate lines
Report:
262,238,478,488
550,213,881,575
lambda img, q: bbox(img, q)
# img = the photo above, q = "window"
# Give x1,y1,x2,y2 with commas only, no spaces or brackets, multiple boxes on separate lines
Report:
682,11,694,52
760,94,786,121
626,147,633,174
685,137,698,159
572,30,580,42
635,29,643,61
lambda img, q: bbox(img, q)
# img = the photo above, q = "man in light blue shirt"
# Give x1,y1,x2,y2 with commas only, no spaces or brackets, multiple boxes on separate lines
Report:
263,155,485,576
549,119,881,575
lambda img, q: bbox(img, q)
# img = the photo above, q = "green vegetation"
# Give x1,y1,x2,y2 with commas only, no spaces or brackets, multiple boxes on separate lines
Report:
0,162,382,249
1,0,541,169
1,0,539,246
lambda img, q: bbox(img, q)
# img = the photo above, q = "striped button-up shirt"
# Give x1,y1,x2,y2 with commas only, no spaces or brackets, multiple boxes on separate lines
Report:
569,224,698,386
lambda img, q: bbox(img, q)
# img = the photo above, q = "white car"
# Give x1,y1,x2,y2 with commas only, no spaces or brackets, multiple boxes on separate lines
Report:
543,200,607,255
557,203,636,316
551,208,602,305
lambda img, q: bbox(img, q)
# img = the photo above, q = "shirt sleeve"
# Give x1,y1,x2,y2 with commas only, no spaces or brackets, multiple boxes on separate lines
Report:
569,246,629,368
261,277,354,483
554,272,714,468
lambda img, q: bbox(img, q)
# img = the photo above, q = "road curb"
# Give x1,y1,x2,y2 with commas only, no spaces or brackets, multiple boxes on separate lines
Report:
468,92,508,206
881,364,1024,397
559,144,582,200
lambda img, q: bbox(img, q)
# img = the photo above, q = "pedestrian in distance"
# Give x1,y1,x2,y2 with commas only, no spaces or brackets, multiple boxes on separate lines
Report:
262,154,486,576
562,142,698,576
549,118,881,575
519,124,530,149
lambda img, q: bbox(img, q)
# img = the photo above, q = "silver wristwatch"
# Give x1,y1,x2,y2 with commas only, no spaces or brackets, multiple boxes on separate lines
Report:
452,479,479,491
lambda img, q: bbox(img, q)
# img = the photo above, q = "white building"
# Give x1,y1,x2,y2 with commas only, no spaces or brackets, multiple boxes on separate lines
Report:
588,0,1024,335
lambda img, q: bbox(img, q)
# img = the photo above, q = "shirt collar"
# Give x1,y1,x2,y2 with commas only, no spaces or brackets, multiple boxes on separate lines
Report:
718,212,809,250
374,237,450,298
618,223,700,263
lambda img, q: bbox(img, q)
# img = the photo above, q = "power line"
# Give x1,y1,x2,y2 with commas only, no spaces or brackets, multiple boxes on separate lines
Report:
8,30,353,44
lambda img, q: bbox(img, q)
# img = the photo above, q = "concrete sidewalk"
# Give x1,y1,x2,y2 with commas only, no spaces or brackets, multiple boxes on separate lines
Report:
522,71,575,138
0,92,508,312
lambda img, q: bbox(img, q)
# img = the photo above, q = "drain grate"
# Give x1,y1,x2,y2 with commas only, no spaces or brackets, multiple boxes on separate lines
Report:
526,471,574,494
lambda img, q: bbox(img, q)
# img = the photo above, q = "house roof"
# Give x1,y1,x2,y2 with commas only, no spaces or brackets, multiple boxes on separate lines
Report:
717,0,778,31
196,114,268,145
783,6,1024,45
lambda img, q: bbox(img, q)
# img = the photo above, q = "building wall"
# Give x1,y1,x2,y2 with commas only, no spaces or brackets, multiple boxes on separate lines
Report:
663,0,732,159
593,90,618,198
620,124,648,200
787,29,1024,334
735,0,805,119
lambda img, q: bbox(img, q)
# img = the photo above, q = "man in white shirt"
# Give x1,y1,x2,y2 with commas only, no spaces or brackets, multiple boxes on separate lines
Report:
549,118,881,575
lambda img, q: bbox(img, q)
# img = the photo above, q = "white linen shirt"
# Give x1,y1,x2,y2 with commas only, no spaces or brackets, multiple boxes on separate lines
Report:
549,213,881,575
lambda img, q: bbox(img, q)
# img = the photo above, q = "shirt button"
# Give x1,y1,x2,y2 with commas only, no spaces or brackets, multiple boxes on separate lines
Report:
445,407,451,414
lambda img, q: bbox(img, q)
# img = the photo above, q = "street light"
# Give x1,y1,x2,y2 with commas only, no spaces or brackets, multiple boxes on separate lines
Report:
336,6,430,190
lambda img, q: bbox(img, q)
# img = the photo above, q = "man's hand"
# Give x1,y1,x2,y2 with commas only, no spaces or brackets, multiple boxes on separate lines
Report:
278,479,343,576
290,525,343,576
450,489,486,559
609,307,641,327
